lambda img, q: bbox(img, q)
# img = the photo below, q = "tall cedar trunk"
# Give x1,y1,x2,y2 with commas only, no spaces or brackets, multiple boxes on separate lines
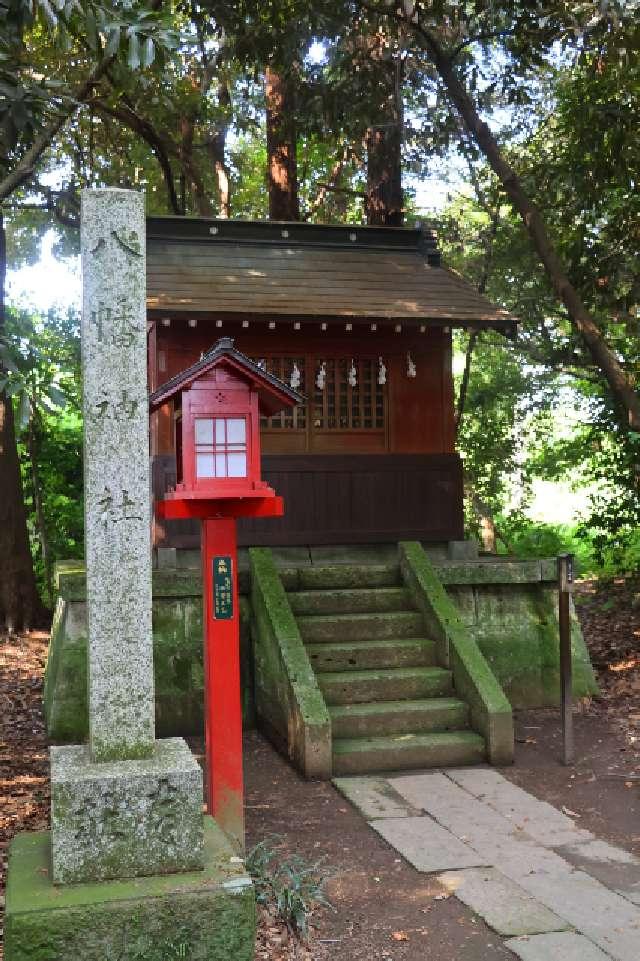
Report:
180,117,213,217
28,416,53,605
0,212,42,630
209,81,231,218
419,27,640,429
265,66,299,221
365,48,403,226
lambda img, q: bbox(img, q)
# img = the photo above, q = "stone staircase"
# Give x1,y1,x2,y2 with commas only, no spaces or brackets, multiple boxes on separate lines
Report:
287,563,486,775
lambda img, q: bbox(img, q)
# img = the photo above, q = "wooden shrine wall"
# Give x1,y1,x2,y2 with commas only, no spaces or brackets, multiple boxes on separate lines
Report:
149,320,455,454
148,317,463,546
152,452,463,547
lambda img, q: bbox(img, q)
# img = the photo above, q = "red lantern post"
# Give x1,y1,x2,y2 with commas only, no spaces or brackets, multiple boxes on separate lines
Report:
150,339,301,847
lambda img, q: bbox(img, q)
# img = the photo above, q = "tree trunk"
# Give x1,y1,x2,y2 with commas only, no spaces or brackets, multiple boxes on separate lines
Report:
180,117,213,217
0,213,43,631
478,513,498,554
365,48,404,226
455,330,478,437
466,485,512,555
417,26,640,429
265,66,299,221
209,81,232,218
28,416,53,605
213,151,231,218
365,124,403,226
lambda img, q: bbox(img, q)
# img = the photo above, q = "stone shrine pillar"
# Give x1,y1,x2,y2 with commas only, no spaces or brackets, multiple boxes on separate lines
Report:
81,188,155,762
49,189,204,884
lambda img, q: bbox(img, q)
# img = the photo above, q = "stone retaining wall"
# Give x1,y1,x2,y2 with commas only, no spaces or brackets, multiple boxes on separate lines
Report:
44,553,597,745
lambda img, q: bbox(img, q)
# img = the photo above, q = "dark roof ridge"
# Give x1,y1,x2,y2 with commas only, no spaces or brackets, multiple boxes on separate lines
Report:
146,215,440,263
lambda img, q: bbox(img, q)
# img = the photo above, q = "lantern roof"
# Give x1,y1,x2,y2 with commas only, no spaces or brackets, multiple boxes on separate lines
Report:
148,337,304,417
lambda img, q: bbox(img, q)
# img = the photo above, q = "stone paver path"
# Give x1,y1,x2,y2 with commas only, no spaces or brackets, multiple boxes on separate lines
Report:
335,769,640,961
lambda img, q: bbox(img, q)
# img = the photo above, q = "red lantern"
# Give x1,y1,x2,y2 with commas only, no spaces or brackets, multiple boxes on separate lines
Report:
150,338,302,847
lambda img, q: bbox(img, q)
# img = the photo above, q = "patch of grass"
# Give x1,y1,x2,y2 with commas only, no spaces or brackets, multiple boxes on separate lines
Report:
246,836,333,938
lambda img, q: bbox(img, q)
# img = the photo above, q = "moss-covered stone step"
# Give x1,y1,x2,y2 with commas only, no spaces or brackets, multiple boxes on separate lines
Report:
329,697,469,738
332,730,486,775
296,564,401,591
298,611,425,643
306,638,436,672
316,667,453,705
289,587,413,616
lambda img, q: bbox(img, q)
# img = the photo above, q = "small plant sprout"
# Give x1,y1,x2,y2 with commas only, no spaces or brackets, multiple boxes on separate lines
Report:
246,836,333,938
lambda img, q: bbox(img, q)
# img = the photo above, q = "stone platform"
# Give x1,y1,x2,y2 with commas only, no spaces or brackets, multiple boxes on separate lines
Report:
4,816,255,961
44,550,597,745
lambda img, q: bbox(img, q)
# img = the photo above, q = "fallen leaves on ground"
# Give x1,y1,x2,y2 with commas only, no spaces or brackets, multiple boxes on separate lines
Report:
0,631,51,961
254,907,327,960
577,577,640,764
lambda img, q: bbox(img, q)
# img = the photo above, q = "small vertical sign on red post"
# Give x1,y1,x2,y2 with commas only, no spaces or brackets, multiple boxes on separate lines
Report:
213,555,234,620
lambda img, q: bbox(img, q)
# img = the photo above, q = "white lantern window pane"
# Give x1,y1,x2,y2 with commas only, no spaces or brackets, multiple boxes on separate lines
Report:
215,419,227,444
215,453,227,477
227,453,247,477
196,453,215,478
195,419,214,445
226,418,246,445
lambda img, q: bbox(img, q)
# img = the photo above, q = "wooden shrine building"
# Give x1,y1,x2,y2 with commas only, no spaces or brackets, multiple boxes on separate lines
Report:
147,217,515,549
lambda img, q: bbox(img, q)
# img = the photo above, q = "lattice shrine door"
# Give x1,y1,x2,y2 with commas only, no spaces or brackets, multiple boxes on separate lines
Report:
259,355,389,454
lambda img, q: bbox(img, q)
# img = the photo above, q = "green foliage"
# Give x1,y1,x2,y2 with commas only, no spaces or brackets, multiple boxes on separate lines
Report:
246,836,332,938
0,0,179,176
2,0,639,593
454,330,533,512
437,25,640,572
496,518,596,575
2,306,83,604
22,408,84,582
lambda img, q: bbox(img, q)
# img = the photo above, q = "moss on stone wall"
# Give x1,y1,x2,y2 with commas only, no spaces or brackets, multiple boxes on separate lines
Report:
46,552,599,748
447,582,598,707
45,569,254,743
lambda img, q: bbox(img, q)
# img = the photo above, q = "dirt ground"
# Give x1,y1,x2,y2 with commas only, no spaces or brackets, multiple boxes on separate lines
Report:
1,575,639,960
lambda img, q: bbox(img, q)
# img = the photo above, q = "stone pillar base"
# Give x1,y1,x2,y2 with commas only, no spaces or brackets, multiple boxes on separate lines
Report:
5,817,255,961
51,737,204,884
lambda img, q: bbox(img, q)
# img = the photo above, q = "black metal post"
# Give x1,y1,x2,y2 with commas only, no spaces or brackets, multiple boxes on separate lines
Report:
558,553,574,765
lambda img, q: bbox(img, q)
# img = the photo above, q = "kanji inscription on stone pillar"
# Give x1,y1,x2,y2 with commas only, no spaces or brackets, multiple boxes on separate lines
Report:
81,188,155,761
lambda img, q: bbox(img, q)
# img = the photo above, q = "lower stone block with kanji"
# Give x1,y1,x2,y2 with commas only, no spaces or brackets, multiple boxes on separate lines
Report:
50,737,204,884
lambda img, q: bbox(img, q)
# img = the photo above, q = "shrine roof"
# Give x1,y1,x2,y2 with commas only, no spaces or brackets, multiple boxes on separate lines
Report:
146,217,516,333
148,336,303,416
